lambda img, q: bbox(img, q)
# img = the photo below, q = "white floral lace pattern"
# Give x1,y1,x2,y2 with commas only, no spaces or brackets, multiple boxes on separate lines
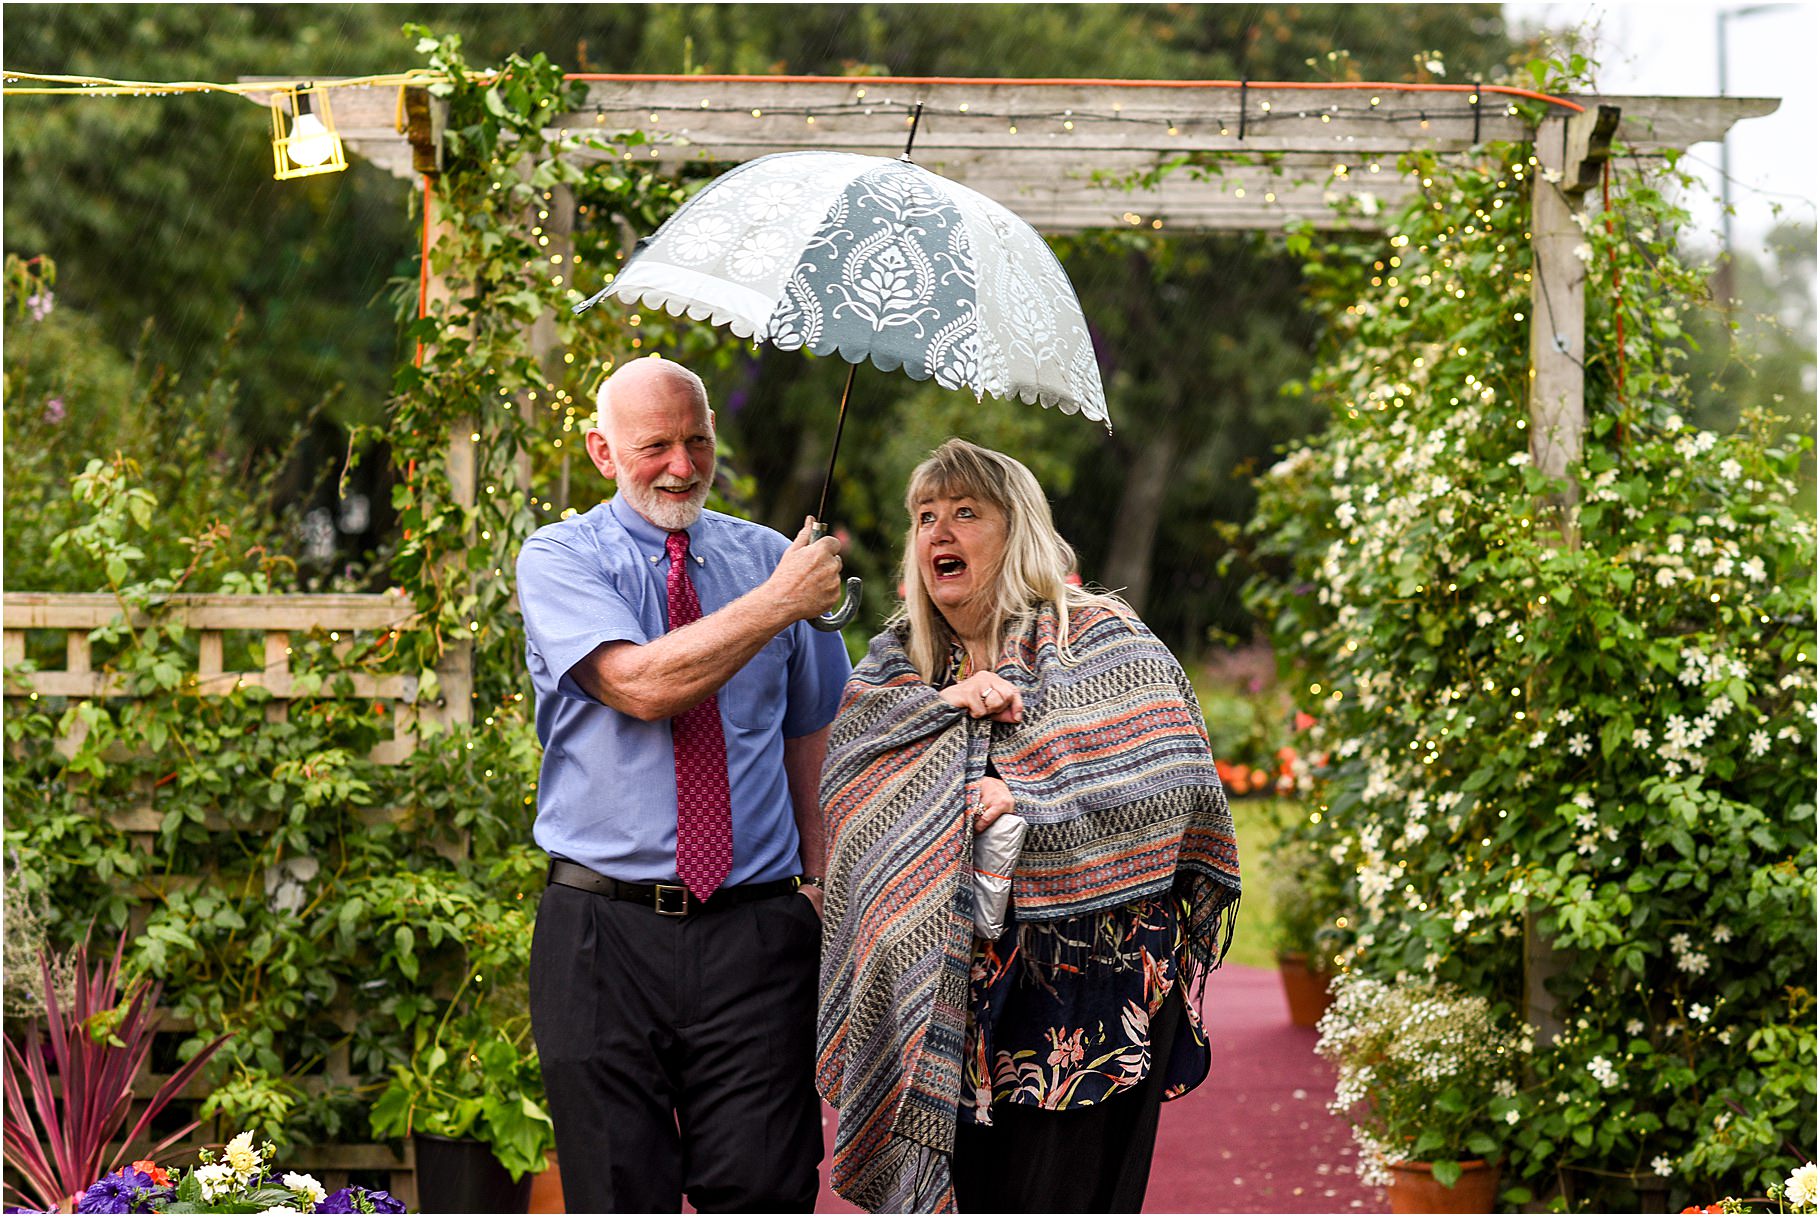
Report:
579,151,1109,427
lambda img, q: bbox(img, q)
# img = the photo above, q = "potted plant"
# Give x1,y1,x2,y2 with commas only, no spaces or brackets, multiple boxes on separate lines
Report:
1267,821,1348,1027
368,972,555,1215
1316,974,1530,1214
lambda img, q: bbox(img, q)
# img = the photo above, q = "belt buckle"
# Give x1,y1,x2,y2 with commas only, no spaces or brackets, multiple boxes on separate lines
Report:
652,884,690,916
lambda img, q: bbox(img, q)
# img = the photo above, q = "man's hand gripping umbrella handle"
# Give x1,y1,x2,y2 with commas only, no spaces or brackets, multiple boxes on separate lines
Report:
809,520,861,632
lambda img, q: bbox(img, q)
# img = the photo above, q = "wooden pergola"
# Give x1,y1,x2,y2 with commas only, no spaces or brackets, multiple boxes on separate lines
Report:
250,75,1773,492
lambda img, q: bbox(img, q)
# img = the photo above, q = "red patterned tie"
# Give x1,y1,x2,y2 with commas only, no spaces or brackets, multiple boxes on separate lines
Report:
666,530,733,900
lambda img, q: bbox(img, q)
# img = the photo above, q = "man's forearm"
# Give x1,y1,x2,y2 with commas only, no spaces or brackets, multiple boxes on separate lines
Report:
572,586,796,721
782,726,831,878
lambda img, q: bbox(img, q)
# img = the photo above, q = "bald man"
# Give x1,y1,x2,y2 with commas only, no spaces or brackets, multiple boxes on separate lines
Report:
517,358,849,1212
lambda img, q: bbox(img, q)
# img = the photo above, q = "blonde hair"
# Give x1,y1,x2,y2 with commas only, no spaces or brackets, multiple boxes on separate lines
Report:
898,438,1130,683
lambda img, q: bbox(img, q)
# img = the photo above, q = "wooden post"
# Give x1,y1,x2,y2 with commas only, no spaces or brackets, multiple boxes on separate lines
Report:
1523,105,1617,1046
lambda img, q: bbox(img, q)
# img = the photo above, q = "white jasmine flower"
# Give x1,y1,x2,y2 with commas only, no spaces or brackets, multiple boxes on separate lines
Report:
1720,458,1743,481
1652,1155,1674,1177
1555,1091,1572,1105
1574,812,1597,831
1588,1055,1620,1088
1424,58,1447,75
1749,730,1771,757
1556,708,1577,725
1714,556,1735,577
1507,452,1531,467
1669,932,1693,954
1626,1019,1646,1036
1655,567,1677,588
1567,732,1591,756
1493,1079,1517,1098
1573,242,1594,265
1713,925,1734,944
1529,730,1548,747
1576,833,1599,856
1505,1108,1520,1124
1666,533,1685,554
1632,728,1653,749
1717,1028,1733,1045
1678,950,1711,976
1742,556,1767,581
1572,791,1595,809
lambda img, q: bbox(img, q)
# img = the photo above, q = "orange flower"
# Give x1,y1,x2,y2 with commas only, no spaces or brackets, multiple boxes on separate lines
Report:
132,1160,171,1186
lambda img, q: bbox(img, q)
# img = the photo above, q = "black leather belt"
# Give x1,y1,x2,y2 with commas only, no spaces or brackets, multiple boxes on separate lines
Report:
547,859,798,916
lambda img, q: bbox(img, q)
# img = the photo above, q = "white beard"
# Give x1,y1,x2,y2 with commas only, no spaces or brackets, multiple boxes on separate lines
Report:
621,477,710,532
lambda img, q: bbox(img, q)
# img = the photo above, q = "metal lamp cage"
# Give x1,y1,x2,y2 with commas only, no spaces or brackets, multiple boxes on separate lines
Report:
269,83,348,180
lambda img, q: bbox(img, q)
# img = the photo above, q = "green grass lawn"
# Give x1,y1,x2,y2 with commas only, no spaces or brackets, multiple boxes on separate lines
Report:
1225,796,1293,970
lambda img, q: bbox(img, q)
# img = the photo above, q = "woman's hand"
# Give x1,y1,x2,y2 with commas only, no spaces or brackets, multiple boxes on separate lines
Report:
939,672,1023,723
968,776,1015,833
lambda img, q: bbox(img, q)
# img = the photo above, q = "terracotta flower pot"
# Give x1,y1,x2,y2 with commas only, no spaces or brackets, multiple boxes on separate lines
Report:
1276,951,1337,1028
528,1151,563,1213
1383,1158,1501,1214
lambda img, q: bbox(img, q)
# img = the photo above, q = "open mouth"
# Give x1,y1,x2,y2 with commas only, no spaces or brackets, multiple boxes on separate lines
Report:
655,483,698,498
933,555,967,579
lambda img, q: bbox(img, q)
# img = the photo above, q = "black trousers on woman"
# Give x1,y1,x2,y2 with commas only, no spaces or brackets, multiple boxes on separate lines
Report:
951,988,1188,1213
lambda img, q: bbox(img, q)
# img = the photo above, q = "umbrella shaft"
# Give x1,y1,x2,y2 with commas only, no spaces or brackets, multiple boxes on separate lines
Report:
816,361,859,526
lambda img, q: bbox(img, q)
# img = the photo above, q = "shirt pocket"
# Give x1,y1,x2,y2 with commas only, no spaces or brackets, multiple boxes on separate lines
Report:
720,635,789,731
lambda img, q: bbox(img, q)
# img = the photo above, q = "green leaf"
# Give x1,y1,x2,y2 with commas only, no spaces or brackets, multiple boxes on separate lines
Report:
1431,1159,1463,1188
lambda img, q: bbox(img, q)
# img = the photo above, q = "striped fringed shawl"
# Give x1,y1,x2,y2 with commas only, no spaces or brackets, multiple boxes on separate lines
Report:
816,603,1241,1213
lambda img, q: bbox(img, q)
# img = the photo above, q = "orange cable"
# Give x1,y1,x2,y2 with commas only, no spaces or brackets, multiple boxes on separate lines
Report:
558,72,1584,112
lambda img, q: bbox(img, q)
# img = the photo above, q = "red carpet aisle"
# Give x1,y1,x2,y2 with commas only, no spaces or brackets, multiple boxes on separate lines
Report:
813,964,1387,1214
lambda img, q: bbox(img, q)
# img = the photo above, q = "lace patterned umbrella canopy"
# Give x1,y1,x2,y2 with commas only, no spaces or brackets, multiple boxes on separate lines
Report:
573,141,1110,629
573,148,1110,427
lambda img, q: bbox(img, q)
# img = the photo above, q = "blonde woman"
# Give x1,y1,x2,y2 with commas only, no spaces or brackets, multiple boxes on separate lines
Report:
816,439,1241,1213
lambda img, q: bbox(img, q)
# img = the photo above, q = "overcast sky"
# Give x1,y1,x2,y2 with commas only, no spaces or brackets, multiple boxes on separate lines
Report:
1503,2,1818,261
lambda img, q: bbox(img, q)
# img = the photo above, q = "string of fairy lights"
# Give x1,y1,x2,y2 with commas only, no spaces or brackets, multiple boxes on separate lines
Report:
3,67,1581,186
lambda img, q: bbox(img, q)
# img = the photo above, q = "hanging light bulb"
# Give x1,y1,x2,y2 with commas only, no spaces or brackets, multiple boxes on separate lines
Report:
270,83,347,180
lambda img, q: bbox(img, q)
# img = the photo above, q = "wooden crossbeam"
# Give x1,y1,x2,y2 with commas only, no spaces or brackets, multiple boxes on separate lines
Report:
238,78,1777,234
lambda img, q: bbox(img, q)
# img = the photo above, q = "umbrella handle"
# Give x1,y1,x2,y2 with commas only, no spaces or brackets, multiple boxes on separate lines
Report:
808,520,861,632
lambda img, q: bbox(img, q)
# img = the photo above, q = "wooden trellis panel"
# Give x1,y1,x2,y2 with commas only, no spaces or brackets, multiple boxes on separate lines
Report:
3,591,469,1210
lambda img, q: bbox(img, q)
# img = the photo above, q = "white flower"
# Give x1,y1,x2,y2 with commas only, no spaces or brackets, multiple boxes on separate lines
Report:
1588,1055,1620,1088
224,1131,261,1178
283,1173,326,1206
1424,58,1447,75
194,1164,237,1203
1567,732,1591,756
1717,1028,1733,1045
1529,730,1548,747
1678,950,1711,976
1507,452,1532,467
1720,459,1743,481
1556,708,1577,725
1742,557,1767,582
1543,168,1564,184
1714,556,1735,577
1632,728,1653,749
1572,790,1595,809
1652,1154,1675,1177
1669,932,1693,954
1626,1019,1646,1035
1713,924,1734,944
1786,1163,1820,1210
1573,242,1594,265
1505,1109,1520,1124
1689,1003,1712,1023
1749,730,1771,757
1666,533,1685,554
1574,812,1597,831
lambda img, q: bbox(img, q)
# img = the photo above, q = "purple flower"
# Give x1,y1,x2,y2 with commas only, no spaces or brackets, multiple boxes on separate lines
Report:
317,1186,405,1214
75,1168,170,1215
42,397,65,424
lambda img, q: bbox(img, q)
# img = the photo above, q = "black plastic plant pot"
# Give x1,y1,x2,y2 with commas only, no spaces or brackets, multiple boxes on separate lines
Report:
413,1132,533,1214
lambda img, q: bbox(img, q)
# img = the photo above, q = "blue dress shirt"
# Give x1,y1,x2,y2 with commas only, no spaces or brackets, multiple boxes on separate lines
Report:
516,495,851,884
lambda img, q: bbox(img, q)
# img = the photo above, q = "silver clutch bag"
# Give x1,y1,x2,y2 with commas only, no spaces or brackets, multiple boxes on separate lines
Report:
971,812,1028,939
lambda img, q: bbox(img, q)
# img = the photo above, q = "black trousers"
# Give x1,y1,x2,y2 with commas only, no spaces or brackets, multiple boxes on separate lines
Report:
951,987,1186,1213
528,882,824,1213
